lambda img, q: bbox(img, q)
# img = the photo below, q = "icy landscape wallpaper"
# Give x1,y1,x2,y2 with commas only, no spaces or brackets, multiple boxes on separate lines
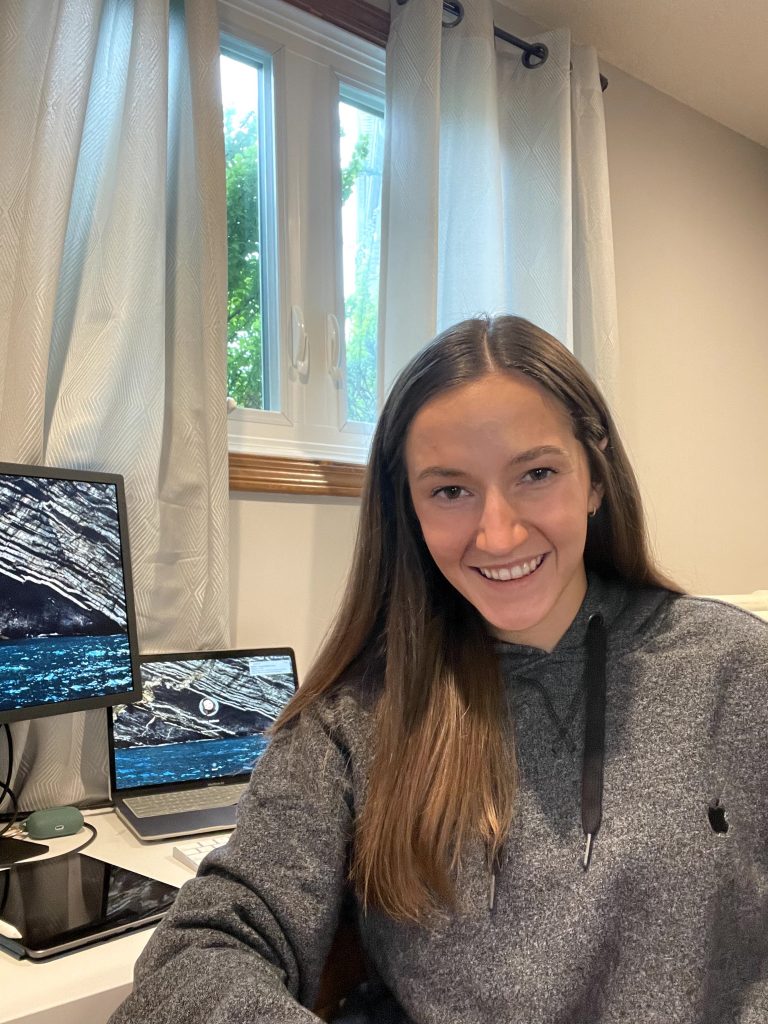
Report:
112,654,296,788
0,473,134,715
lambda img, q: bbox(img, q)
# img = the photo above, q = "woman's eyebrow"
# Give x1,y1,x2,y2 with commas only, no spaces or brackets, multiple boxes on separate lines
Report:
509,445,571,465
415,466,466,481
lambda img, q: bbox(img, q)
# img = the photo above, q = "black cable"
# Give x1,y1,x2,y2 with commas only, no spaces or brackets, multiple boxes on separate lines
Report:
1,724,13,805
0,866,9,915
0,820,99,868
0,724,19,838
1,722,99,858
71,821,98,855
15,818,99,855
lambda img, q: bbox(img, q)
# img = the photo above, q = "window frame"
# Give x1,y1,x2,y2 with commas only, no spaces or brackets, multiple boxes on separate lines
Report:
220,0,387,497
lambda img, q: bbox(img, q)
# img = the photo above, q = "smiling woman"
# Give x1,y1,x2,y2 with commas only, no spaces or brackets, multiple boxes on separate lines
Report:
110,315,768,1024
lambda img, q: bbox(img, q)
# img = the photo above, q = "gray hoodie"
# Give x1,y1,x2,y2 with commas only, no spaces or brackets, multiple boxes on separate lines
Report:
109,576,768,1023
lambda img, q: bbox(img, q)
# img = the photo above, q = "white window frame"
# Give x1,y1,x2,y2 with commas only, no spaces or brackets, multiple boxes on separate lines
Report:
219,0,386,467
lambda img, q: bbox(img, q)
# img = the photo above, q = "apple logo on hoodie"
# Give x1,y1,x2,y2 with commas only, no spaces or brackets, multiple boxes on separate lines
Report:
708,797,729,834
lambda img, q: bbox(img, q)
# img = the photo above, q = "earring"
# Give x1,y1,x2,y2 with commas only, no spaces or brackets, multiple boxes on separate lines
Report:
588,507,598,519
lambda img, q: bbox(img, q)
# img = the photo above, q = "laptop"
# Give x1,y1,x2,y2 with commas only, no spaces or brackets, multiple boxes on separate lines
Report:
108,647,298,841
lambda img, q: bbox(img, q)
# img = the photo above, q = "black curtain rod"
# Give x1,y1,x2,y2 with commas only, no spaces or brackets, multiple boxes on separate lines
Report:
396,0,608,92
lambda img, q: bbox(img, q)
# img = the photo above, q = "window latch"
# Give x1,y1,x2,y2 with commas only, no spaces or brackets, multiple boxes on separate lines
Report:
326,313,344,384
290,305,309,377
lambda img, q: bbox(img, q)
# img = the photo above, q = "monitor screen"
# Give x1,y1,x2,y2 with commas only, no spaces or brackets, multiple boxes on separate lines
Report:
0,463,141,724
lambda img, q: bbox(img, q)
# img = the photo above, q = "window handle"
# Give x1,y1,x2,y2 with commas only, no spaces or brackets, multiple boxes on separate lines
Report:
290,305,309,376
326,313,344,383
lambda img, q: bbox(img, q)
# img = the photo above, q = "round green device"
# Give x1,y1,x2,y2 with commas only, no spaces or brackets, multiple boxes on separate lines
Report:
25,806,84,840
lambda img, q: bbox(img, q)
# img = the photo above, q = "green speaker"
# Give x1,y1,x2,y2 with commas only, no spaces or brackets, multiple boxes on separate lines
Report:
25,806,84,840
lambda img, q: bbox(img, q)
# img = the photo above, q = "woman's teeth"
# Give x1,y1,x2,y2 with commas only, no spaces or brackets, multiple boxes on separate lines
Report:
478,554,544,581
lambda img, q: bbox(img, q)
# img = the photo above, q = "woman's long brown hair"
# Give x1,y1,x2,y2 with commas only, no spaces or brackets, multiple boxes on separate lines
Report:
275,315,679,922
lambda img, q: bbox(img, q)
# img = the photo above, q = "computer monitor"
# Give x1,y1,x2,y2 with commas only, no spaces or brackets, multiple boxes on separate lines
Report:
0,463,141,726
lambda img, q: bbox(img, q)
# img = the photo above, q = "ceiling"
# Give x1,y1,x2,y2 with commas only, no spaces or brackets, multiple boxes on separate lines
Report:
497,0,768,148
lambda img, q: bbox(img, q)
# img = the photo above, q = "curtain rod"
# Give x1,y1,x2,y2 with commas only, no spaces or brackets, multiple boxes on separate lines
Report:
396,0,608,92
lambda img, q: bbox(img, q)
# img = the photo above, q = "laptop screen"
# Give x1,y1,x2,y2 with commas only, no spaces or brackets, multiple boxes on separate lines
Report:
109,648,298,793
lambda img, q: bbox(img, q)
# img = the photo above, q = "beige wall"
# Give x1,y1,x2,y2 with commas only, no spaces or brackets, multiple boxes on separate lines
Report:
603,64,768,593
230,37,768,670
229,492,359,678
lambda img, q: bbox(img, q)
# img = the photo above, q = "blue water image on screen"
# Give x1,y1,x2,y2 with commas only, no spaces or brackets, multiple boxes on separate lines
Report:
0,634,133,714
0,472,135,715
114,734,271,790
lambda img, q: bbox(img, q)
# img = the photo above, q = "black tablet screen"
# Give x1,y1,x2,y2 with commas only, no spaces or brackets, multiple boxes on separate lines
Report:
0,851,178,957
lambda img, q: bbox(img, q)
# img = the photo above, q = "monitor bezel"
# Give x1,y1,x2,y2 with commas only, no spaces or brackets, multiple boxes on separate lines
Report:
0,461,142,725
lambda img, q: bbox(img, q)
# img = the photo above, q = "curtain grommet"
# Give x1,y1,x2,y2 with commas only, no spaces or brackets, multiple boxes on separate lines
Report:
442,1,464,27
522,43,548,69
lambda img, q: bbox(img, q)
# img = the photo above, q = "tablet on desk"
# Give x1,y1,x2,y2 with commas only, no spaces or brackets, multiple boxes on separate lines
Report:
0,849,178,960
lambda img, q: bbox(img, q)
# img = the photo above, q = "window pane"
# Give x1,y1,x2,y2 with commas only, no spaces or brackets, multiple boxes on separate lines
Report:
221,51,278,412
339,91,384,425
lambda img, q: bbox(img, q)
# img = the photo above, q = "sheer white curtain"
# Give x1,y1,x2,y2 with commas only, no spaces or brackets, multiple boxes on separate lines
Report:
0,0,229,809
380,0,619,403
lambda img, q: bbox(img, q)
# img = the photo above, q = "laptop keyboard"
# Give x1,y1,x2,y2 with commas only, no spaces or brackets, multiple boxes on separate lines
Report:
124,782,247,818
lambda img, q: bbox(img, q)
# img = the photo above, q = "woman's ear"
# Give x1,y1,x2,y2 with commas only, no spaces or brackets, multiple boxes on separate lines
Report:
588,484,605,517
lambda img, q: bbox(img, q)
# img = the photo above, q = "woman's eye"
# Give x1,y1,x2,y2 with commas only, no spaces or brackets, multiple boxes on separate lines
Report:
432,485,468,501
524,467,555,483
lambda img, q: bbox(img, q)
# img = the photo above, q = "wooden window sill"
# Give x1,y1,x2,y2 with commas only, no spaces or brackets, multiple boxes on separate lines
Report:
228,452,365,497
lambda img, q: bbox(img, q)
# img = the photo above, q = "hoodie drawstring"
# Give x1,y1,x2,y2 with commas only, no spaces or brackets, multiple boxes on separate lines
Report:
581,613,607,869
489,612,609,909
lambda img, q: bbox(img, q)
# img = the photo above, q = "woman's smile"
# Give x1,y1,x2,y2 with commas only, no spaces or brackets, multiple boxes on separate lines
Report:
474,553,547,581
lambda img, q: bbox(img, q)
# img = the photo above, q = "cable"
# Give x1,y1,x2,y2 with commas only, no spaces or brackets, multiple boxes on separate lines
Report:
1,724,13,806
0,867,9,915
71,821,98,854
1,727,98,856
0,724,19,838
0,821,99,867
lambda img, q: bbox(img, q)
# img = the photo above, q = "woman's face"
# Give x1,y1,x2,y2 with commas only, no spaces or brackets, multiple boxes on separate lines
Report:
405,372,602,651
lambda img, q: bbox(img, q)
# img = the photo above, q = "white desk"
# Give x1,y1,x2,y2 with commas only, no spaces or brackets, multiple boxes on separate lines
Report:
0,811,201,1024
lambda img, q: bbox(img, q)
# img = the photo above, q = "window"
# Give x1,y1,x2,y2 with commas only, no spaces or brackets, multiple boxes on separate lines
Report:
221,46,279,413
339,85,384,427
219,0,386,466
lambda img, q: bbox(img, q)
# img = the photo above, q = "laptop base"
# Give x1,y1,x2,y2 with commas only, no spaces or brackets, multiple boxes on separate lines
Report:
114,800,239,842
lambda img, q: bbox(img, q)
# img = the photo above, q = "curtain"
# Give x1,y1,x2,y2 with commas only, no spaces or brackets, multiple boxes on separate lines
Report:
379,0,619,404
0,0,229,810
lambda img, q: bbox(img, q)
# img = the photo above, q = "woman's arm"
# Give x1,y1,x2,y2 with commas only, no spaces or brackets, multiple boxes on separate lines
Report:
109,706,355,1023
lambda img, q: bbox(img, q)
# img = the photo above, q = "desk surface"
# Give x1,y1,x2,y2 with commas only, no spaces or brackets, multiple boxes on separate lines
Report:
1,811,202,1024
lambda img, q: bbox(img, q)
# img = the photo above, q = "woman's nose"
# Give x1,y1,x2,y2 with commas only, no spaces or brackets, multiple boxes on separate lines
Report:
475,493,529,554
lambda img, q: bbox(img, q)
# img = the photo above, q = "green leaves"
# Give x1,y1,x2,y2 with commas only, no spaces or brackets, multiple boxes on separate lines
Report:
225,106,263,410
341,129,378,424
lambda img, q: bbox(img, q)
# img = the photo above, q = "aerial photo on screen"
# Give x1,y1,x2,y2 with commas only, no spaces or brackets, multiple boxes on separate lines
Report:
0,473,133,715
112,654,296,788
